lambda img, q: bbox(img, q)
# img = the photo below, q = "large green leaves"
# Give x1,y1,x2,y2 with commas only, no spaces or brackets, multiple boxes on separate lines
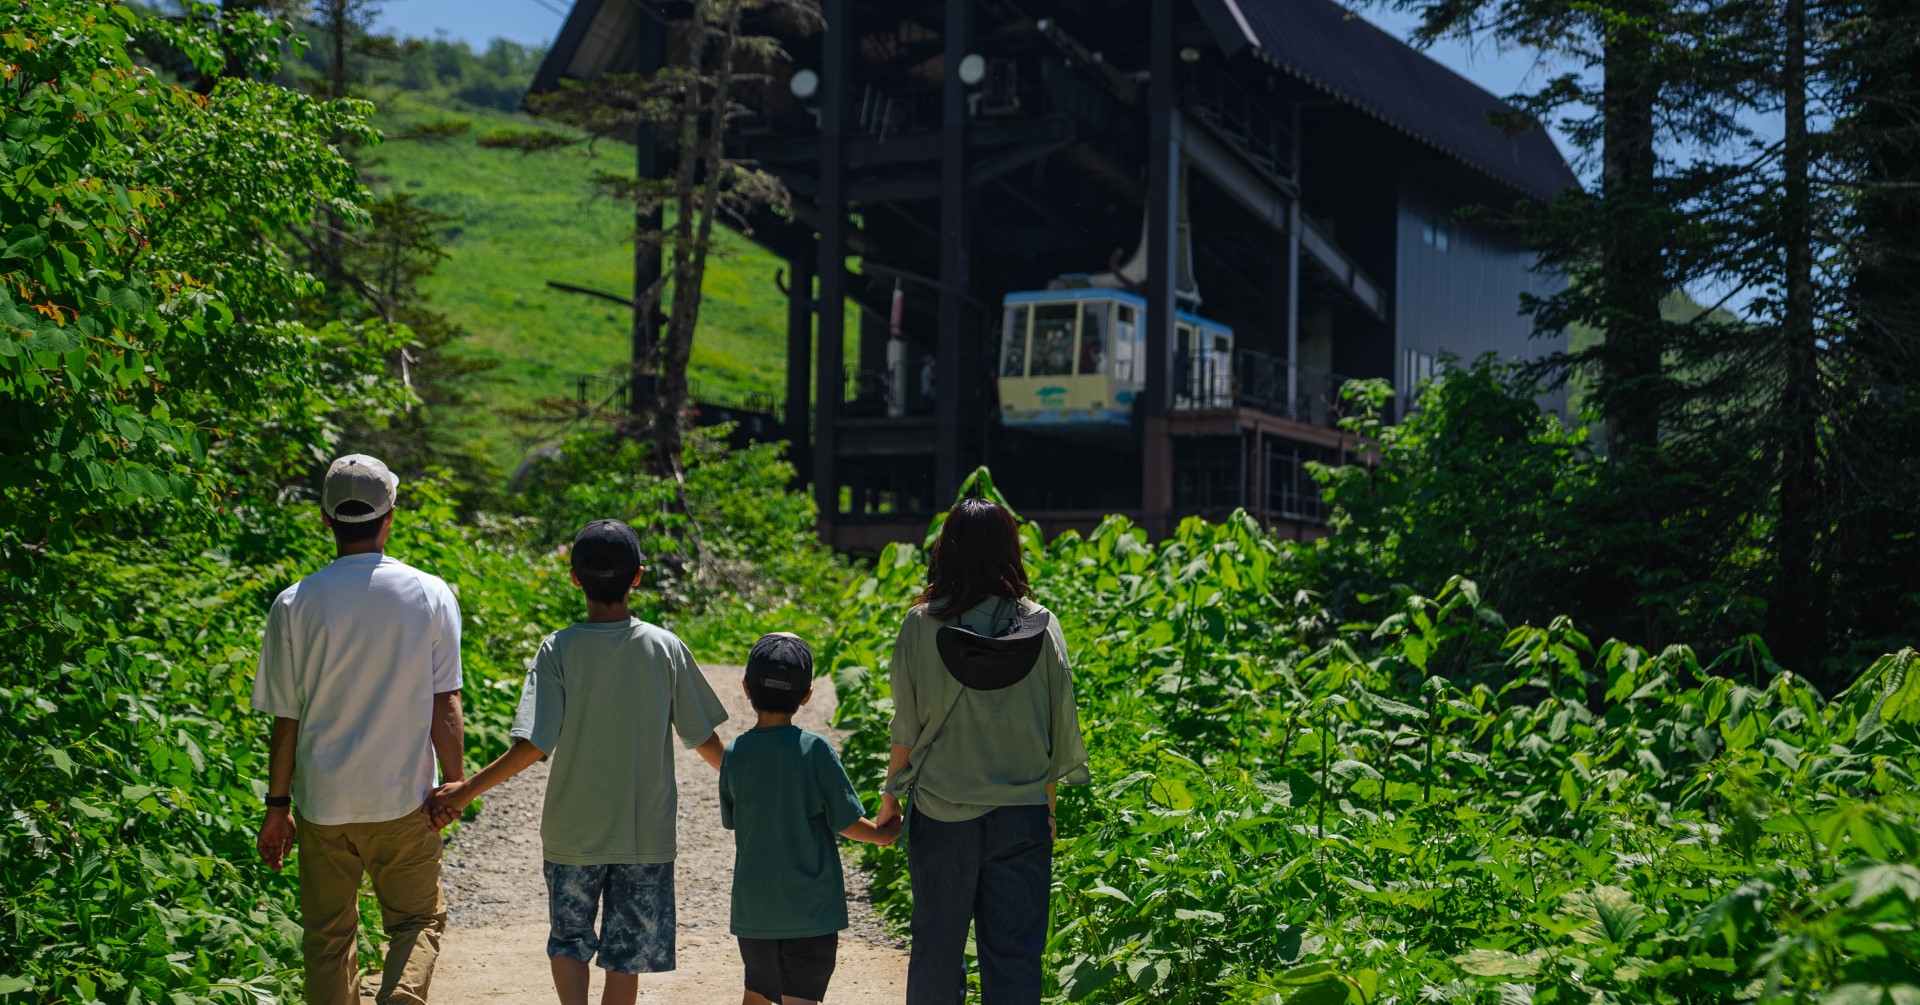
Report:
0,0,389,544
827,474,1919,1005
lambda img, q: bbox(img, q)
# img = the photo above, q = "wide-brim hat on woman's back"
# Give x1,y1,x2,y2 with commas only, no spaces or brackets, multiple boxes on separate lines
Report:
936,606,1053,691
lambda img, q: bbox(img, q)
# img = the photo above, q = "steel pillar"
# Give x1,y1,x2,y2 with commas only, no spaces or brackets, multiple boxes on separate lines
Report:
935,0,975,504
1285,101,1303,416
1142,0,1179,536
785,255,815,478
631,15,666,413
814,0,851,524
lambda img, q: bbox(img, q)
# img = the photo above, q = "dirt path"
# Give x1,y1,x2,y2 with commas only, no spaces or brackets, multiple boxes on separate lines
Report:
429,664,909,1003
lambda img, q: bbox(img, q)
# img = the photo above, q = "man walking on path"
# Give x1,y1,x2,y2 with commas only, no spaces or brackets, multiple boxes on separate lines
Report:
251,454,467,1005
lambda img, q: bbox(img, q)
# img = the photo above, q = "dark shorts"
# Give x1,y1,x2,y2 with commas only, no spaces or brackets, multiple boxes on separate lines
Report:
738,933,838,1001
542,861,675,974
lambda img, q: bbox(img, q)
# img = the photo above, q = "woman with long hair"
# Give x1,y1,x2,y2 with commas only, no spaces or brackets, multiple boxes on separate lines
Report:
872,497,1091,1004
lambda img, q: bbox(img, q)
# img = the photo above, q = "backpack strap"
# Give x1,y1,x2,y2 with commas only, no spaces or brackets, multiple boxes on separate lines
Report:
882,671,965,802
882,599,1020,801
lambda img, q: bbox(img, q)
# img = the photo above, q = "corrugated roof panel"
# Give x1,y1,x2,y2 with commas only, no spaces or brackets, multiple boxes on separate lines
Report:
1225,0,1578,202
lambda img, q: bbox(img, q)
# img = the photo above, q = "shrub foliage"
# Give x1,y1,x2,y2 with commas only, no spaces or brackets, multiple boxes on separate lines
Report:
830,472,1920,1004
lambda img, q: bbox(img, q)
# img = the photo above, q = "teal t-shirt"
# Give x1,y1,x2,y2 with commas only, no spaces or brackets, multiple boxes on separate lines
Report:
719,726,867,939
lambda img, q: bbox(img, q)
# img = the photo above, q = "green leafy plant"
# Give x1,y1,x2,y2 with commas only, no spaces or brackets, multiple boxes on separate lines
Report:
828,478,1920,1004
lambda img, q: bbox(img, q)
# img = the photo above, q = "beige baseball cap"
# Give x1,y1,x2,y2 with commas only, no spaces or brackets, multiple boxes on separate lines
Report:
321,454,398,522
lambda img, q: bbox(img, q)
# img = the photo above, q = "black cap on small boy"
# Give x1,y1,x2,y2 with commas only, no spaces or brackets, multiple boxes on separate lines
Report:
571,519,645,581
745,632,813,696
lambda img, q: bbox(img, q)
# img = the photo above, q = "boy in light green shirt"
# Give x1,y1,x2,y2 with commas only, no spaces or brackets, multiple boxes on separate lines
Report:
429,520,728,1005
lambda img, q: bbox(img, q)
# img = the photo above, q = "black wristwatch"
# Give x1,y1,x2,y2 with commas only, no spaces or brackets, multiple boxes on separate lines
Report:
265,795,292,809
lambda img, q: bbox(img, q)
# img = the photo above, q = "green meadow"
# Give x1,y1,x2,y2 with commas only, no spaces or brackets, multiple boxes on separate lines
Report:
366,95,797,472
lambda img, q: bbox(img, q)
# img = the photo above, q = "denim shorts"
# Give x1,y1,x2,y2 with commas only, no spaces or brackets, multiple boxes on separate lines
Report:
542,861,676,974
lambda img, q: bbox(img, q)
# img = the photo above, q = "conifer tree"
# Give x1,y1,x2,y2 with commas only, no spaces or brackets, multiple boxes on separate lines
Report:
491,0,821,480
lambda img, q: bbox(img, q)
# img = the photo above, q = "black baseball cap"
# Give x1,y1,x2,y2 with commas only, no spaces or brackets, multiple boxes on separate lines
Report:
571,519,645,581
744,633,813,696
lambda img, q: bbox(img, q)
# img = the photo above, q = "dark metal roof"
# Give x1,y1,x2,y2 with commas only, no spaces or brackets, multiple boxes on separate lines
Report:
532,0,1579,203
527,0,635,100
1198,0,1579,203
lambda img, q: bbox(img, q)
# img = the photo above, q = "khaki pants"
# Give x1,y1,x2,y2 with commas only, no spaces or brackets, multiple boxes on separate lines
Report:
296,811,446,1005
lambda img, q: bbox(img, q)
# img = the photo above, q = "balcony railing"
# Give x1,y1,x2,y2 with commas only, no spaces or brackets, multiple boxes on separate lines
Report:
573,370,780,422
842,363,935,418
1262,441,1329,521
1178,59,1296,181
1172,348,1355,429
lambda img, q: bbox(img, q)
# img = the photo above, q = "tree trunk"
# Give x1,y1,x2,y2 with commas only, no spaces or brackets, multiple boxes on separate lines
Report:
1843,0,1920,661
1775,0,1823,672
655,2,741,482
651,2,714,477
1598,1,1666,457
324,1,350,289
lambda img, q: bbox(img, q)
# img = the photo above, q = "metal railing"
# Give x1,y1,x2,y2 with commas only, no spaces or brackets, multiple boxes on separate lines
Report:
573,370,781,425
842,363,935,418
854,79,941,140
1178,60,1296,180
1262,442,1329,521
1170,348,1355,429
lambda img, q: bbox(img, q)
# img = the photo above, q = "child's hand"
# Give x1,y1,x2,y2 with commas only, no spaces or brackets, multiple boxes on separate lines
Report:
426,780,471,830
876,817,903,847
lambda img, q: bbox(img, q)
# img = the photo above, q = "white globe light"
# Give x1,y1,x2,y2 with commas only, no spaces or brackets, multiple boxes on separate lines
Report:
958,53,987,86
790,68,820,100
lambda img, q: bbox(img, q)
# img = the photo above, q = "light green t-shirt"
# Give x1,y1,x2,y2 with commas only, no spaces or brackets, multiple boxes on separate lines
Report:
719,726,867,939
885,596,1092,822
510,618,728,865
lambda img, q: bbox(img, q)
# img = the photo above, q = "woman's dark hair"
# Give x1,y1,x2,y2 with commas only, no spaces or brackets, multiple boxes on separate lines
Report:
918,497,1029,618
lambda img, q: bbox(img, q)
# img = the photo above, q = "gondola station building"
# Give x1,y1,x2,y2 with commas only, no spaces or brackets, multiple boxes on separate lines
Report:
532,0,1577,549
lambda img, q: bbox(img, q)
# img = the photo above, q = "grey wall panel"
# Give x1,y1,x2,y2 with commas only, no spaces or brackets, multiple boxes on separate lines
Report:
1394,184,1568,417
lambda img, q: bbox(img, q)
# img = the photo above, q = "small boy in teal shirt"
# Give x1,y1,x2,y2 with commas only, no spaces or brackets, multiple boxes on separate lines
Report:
720,633,900,1005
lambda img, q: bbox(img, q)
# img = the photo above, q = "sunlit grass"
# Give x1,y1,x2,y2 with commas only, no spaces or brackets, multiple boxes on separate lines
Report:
366,94,799,474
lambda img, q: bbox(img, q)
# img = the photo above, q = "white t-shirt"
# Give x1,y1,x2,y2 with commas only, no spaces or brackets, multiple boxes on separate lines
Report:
251,553,463,825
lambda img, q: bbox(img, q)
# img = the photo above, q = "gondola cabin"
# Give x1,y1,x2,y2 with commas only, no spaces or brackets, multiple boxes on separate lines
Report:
997,288,1234,428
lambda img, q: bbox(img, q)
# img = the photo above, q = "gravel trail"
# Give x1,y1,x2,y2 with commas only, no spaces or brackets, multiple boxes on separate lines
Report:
428,664,908,1002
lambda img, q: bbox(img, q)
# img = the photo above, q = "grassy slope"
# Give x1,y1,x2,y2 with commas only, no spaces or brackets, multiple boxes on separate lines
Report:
365,94,793,472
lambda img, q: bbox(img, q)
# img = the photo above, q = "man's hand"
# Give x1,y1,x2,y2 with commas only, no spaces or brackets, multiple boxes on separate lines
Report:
425,779,472,831
874,791,903,830
421,738,543,831
258,808,296,870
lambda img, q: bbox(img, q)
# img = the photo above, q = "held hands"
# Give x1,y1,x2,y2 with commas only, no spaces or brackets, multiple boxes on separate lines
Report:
873,791,903,831
257,808,295,870
423,779,472,831
860,791,904,847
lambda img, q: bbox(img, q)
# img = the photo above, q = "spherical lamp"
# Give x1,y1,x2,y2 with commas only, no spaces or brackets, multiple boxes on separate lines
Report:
957,53,987,86
789,68,820,100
